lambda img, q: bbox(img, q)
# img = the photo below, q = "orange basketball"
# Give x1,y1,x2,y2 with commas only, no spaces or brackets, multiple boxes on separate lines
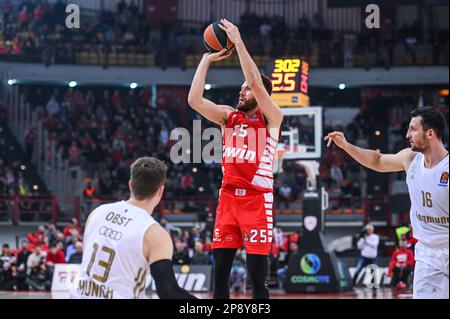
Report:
203,21,234,53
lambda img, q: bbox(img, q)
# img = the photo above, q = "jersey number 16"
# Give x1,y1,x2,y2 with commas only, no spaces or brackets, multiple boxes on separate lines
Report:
421,191,433,208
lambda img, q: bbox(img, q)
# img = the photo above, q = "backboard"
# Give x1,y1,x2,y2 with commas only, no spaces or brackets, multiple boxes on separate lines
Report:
278,107,322,160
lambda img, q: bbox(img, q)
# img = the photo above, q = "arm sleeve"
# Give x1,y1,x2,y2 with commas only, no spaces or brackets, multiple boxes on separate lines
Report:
150,259,197,299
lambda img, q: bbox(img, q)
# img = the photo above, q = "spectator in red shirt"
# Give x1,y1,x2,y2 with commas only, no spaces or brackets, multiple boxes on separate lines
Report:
203,237,213,253
139,87,151,104
64,87,75,102
111,147,123,166
45,244,66,266
272,226,289,257
111,90,122,110
42,115,59,132
0,40,8,59
19,7,29,31
80,132,94,148
387,240,415,289
12,37,22,55
33,4,44,23
27,225,47,246
181,173,194,196
63,218,82,239
45,243,65,280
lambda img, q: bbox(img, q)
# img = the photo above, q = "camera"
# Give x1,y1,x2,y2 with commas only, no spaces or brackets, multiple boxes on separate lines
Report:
38,256,46,265
358,229,367,239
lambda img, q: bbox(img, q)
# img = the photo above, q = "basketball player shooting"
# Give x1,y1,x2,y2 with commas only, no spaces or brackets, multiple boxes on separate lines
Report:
71,157,196,299
188,19,283,299
325,107,448,299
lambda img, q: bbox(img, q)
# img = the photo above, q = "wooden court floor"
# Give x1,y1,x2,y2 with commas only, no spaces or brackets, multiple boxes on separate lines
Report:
0,288,412,299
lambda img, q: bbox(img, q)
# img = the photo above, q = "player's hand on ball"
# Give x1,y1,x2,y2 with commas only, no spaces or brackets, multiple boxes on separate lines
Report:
203,49,233,63
324,131,348,149
218,19,242,45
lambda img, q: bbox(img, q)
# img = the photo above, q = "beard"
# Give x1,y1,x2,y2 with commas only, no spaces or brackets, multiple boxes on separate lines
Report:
411,144,426,152
410,134,427,152
237,97,257,112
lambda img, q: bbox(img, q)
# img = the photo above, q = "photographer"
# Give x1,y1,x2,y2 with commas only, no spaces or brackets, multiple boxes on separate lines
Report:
352,224,380,286
26,244,51,291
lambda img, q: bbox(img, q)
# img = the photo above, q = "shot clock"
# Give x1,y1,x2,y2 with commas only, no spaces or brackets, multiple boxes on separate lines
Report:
267,58,310,107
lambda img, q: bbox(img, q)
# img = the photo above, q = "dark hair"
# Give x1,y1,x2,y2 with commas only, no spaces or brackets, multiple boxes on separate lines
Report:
410,106,447,139
261,74,273,96
130,157,167,200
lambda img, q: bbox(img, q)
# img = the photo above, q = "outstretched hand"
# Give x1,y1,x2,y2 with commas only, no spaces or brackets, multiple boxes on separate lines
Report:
324,131,348,149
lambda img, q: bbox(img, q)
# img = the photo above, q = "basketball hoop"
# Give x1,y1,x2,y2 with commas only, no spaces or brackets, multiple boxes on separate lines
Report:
274,143,286,174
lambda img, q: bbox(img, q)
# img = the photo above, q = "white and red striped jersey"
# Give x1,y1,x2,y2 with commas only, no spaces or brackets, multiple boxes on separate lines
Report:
221,110,278,193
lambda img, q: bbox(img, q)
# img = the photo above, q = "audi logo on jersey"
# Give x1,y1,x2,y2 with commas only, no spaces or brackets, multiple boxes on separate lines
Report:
99,226,123,241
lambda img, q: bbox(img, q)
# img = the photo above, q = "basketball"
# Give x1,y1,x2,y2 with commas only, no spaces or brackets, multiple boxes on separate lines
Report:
203,21,235,53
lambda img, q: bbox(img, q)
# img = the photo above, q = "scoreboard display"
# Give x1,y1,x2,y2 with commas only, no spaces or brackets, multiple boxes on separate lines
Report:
269,58,310,107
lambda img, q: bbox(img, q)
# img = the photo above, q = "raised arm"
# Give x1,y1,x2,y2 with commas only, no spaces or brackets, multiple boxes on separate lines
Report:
324,131,417,173
218,19,283,129
188,51,235,126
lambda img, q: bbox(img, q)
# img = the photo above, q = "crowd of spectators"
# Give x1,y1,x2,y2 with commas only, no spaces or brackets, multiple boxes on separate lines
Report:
18,84,449,210
19,85,185,201
1,0,448,68
0,215,302,292
0,218,82,290
4,81,448,219
1,0,157,66
1,216,421,292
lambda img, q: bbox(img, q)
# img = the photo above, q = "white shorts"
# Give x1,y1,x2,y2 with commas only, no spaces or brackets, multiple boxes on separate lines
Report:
413,241,449,299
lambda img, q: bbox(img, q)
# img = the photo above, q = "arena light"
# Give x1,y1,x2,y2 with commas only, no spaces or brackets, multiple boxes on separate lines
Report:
439,89,449,96
20,165,26,171
198,187,204,192
7,79,16,85
130,82,138,89
33,185,39,191
375,130,381,136
338,83,346,90
192,167,198,173
204,84,211,90
68,81,77,88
